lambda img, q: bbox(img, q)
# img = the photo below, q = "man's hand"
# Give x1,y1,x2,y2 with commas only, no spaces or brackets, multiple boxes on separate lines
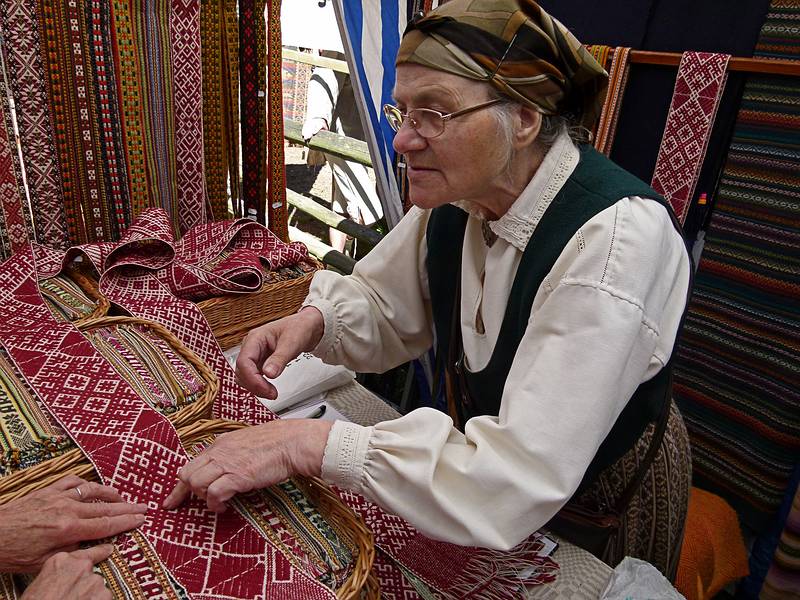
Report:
163,419,333,513
20,545,114,600
235,307,324,399
0,475,147,572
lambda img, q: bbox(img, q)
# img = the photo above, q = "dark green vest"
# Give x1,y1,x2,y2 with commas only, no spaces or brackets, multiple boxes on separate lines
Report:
426,146,686,490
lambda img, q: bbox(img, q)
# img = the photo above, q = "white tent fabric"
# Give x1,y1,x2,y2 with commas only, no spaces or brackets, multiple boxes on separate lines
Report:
280,0,344,53
334,0,407,227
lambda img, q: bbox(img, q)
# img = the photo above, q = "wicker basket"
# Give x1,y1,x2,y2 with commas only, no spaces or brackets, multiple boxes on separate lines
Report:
196,260,321,350
0,418,377,600
0,315,218,499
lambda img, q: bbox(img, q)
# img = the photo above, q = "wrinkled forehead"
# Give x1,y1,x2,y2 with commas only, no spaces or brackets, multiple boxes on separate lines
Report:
392,63,494,106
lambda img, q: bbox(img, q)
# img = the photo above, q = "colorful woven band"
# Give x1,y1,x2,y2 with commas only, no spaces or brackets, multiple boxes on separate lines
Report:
651,51,730,224
171,0,207,233
265,0,288,241
594,46,631,156
239,0,267,223
111,0,152,219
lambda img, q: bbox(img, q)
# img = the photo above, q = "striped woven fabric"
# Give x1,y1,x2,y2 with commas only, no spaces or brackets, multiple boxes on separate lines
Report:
594,46,631,156
111,0,152,219
761,482,800,599
673,0,800,535
265,0,289,241
0,347,71,477
37,0,112,244
201,0,229,220
84,323,207,415
136,0,179,230
88,0,132,239
224,0,241,215
39,272,99,322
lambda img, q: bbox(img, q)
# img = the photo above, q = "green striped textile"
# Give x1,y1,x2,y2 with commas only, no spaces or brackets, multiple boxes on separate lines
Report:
673,0,800,533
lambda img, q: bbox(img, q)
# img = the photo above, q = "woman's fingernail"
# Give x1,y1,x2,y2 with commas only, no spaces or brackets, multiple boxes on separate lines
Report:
264,364,278,378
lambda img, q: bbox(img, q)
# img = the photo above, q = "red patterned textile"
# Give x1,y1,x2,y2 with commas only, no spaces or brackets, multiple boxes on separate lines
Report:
0,77,30,258
651,52,730,224
0,0,69,250
0,247,334,599
239,0,267,223
171,0,208,234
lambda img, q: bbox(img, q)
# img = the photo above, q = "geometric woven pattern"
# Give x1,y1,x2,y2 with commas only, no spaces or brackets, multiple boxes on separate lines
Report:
651,51,730,225
171,0,208,234
0,246,334,599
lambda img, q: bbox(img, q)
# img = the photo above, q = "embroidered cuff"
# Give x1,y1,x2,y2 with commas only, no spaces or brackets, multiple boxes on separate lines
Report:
321,420,373,492
302,296,339,360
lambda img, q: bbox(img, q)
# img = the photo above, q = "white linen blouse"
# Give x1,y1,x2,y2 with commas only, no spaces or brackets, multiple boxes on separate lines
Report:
304,131,692,550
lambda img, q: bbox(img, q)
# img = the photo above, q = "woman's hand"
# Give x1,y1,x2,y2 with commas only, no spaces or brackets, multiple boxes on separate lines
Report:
0,475,147,573
235,307,325,399
162,419,333,513
20,545,114,600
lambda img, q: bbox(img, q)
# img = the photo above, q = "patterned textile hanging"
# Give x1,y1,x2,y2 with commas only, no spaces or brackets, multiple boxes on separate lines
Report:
650,51,730,224
224,0,241,216
110,0,152,220
673,0,800,553
201,0,227,220
136,0,179,230
594,46,631,156
37,0,114,244
0,71,32,258
0,0,69,250
87,0,133,238
239,0,268,224
265,0,288,241
171,0,207,233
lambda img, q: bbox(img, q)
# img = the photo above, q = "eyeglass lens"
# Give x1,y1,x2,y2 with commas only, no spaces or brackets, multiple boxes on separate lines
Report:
384,106,443,138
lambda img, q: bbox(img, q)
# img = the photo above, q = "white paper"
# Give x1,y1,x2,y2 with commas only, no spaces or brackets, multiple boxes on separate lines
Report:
223,346,355,412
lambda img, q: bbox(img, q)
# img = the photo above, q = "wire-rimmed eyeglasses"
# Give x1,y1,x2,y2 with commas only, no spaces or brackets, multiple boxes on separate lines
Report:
383,98,503,139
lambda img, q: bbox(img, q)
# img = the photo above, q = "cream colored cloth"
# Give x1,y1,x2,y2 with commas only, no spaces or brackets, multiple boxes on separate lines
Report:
306,131,692,550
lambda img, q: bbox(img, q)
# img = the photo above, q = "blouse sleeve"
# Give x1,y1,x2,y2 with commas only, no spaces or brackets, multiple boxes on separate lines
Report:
303,206,434,374
320,197,691,550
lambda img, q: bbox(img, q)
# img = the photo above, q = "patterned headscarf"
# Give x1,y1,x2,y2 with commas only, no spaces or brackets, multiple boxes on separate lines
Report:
396,0,608,129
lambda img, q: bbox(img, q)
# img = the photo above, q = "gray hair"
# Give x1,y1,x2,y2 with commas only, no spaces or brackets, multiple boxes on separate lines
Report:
487,89,591,155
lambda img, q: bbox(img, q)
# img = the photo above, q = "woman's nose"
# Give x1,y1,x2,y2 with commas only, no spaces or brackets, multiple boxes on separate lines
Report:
392,121,427,154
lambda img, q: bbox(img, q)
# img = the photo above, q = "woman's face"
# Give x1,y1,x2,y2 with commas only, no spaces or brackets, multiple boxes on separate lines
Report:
392,64,513,211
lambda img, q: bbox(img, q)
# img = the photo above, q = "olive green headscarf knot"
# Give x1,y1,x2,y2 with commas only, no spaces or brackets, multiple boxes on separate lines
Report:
396,0,608,130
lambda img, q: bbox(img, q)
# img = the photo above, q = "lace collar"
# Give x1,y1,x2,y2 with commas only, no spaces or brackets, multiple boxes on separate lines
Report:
453,130,580,251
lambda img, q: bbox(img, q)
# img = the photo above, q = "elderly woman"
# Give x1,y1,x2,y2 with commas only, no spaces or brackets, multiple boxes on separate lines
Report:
166,0,692,578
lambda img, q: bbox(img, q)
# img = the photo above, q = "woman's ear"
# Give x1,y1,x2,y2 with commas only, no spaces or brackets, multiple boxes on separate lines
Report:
514,106,542,149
